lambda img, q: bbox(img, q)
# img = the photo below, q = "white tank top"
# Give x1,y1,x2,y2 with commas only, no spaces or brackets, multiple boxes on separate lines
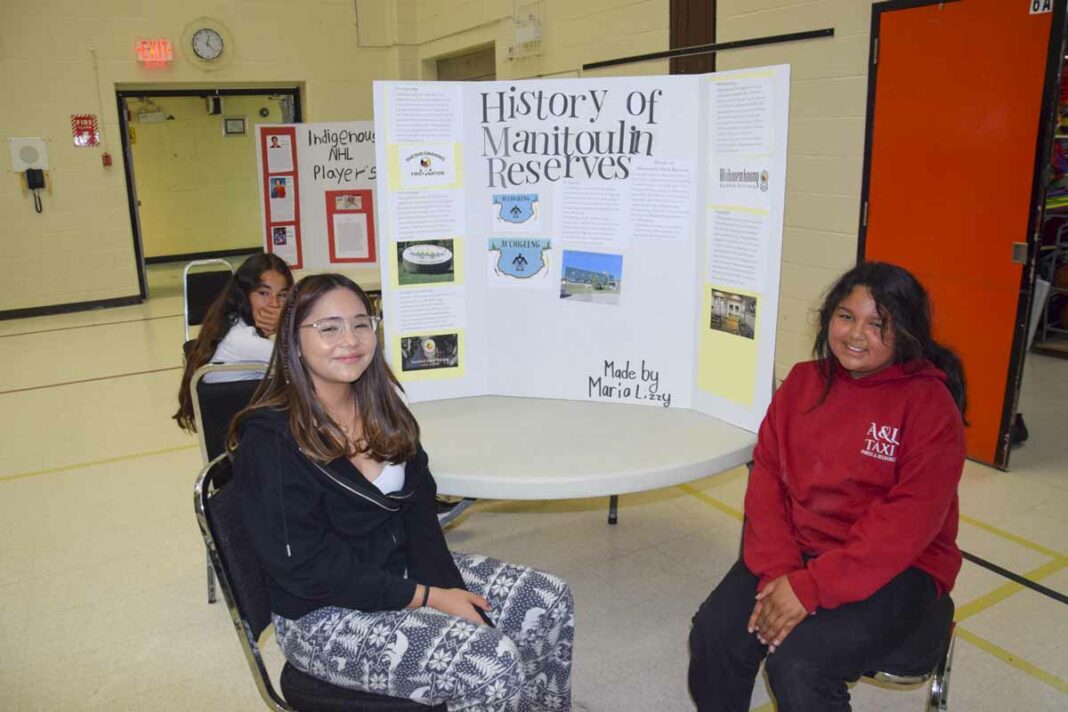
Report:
371,462,405,494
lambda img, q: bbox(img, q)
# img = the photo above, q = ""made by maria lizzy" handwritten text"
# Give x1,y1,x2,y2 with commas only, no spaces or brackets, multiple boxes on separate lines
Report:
588,359,672,408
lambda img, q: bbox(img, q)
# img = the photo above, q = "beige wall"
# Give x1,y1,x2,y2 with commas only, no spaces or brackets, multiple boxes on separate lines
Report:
717,0,876,380
0,0,399,312
1,0,671,313
359,0,670,80
128,94,284,258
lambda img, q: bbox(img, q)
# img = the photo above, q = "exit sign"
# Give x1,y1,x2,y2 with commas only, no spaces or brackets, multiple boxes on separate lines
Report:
136,39,174,64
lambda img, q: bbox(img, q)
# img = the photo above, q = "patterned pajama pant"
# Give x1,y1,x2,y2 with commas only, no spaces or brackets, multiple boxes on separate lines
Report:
274,552,575,711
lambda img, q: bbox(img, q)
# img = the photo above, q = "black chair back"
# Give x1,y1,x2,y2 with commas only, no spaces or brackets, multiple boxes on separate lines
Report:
186,270,233,327
183,259,235,341
201,459,274,639
196,375,263,463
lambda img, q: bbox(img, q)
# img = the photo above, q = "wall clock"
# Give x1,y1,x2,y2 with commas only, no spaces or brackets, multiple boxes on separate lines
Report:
192,27,224,61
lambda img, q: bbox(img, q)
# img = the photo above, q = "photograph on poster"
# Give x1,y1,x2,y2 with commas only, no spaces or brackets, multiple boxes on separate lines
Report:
336,194,363,210
396,239,455,286
272,226,288,245
492,193,540,230
270,176,288,199
266,134,293,173
709,289,757,339
489,238,551,284
400,333,459,371
269,175,295,222
559,250,623,305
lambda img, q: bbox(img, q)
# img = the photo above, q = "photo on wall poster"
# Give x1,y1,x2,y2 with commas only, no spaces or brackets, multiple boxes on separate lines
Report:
559,250,624,305
395,239,456,286
400,333,460,372
709,289,757,339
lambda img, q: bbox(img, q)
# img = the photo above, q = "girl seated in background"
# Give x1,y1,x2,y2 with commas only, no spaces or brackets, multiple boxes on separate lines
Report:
173,252,293,431
689,262,967,711
230,273,574,710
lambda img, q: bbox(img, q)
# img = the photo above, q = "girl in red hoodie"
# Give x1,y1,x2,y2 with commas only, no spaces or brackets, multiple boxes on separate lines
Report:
688,262,967,711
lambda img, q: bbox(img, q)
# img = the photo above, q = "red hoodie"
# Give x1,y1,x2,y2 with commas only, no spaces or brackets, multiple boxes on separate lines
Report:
742,359,965,613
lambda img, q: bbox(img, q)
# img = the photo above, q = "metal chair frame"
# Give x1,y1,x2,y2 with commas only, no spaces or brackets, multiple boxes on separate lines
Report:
183,258,235,341
192,361,268,603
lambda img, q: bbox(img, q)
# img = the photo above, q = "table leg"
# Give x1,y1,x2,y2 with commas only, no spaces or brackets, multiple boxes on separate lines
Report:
439,497,478,528
608,495,618,525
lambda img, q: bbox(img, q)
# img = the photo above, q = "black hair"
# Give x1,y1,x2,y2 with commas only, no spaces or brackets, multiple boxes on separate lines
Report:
813,261,967,418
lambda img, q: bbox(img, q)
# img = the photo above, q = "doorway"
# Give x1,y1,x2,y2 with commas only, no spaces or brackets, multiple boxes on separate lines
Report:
435,46,496,81
116,86,302,298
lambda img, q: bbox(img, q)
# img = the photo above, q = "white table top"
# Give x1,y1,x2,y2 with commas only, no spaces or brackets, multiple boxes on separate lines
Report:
410,396,756,500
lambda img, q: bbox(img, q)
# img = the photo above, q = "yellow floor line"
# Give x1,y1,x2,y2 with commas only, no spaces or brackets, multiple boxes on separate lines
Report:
0,365,181,395
693,465,749,489
955,557,1068,622
955,626,1068,694
0,444,198,482
677,483,744,522
960,513,1068,561
0,313,182,338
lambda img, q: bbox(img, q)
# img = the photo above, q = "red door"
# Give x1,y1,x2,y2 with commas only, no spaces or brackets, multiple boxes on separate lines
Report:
860,0,1056,467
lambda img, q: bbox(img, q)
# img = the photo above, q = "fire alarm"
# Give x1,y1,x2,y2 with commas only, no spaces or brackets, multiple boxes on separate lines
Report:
102,152,113,167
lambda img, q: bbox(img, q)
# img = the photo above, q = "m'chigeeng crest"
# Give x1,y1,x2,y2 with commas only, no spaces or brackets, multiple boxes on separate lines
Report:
489,238,551,279
492,194,539,225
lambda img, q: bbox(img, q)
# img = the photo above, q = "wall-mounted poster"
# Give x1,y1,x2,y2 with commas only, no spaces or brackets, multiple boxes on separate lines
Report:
374,67,789,431
256,122,378,270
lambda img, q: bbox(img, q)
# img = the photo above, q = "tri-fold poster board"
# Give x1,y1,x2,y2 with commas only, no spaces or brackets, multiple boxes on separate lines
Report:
373,65,790,432
256,122,377,270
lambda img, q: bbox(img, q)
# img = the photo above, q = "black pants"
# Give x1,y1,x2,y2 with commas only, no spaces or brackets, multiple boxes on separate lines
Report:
688,559,936,712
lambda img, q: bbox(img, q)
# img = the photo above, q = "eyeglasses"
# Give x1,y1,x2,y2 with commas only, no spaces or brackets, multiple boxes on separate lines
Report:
300,315,381,344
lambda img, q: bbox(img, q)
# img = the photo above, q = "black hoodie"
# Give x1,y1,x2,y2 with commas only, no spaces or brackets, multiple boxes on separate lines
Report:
233,407,466,620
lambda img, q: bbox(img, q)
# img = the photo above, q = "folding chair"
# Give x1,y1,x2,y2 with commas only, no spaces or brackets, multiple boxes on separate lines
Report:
192,362,269,602
195,455,446,712
184,258,235,341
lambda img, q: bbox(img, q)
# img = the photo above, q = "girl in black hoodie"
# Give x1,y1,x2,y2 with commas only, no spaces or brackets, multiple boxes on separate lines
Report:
231,274,574,711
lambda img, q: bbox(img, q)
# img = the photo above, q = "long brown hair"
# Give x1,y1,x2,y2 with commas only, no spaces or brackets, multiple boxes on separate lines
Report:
173,253,293,432
228,273,420,464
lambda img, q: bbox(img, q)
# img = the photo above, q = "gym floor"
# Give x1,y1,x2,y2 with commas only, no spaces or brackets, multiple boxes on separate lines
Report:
0,262,1065,710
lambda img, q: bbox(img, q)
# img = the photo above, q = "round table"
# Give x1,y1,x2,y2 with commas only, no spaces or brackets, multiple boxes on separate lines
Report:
411,396,756,504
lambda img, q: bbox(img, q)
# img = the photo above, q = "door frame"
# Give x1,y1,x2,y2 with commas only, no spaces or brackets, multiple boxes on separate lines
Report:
856,0,1066,468
115,86,303,298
